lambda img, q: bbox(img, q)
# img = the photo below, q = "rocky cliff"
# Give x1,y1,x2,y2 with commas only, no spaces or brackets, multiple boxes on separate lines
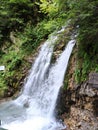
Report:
56,51,98,130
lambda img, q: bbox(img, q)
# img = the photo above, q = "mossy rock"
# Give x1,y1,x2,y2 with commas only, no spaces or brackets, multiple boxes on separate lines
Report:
0,128,8,130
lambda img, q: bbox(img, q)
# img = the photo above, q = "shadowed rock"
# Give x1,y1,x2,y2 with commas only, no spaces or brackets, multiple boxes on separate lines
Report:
88,72,98,88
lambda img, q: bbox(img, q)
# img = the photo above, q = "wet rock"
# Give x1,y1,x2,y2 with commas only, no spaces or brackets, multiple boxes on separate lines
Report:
23,101,29,108
0,128,8,130
57,80,98,130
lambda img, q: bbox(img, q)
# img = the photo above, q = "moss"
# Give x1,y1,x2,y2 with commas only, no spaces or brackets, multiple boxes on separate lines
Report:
0,32,30,97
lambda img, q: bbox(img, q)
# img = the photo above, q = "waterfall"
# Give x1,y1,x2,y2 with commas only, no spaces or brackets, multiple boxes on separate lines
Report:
0,30,75,130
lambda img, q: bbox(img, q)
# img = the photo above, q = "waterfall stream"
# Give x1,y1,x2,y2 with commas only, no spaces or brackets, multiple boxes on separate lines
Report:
0,30,75,130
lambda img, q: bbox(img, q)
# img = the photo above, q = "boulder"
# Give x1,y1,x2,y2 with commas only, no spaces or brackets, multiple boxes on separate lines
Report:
88,72,98,88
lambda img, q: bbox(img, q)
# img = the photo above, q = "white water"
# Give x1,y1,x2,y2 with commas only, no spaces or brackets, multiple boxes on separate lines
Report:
0,31,75,130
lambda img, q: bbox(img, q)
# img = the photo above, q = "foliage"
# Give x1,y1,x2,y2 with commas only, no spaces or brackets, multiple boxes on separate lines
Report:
60,0,98,83
21,17,66,54
37,0,59,18
0,0,42,45
75,52,98,83
0,37,30,97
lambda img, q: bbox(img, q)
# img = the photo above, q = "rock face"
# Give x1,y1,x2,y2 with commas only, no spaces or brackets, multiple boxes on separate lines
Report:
88,72,98,88
56,80,98,130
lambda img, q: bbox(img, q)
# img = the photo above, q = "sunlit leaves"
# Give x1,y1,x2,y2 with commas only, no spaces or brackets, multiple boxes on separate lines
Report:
38,0,59,17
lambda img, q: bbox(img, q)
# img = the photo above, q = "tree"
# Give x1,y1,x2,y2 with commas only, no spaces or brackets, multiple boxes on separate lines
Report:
0,0,43,45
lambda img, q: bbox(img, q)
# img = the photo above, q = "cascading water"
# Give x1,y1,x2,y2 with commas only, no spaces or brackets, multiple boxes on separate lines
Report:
0,29,75,130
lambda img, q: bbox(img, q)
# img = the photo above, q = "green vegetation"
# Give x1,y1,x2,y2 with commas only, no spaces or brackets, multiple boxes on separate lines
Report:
72,0,98,83
0,0,98,97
